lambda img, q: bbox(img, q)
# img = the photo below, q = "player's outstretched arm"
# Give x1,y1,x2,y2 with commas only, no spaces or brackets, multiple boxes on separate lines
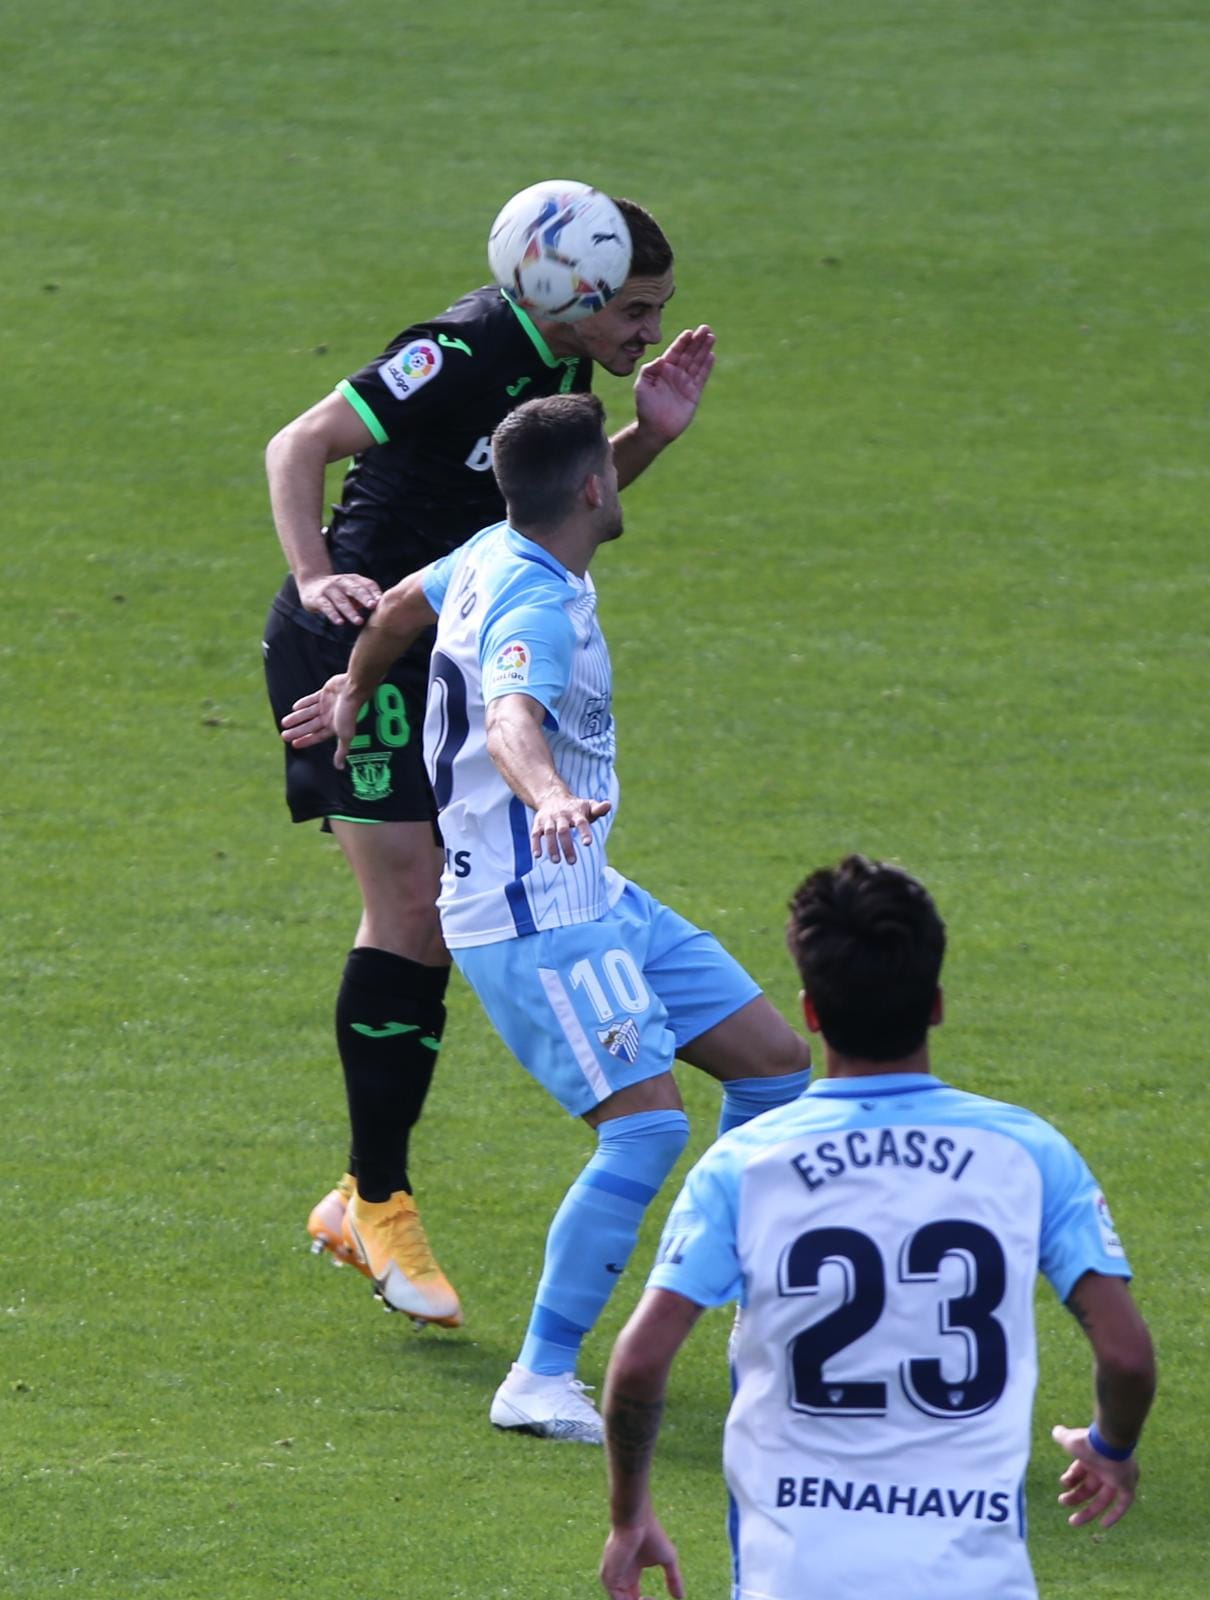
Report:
1052,1271,1156,1530
281,674,360,765
280,571,438,766
266,390,383,626
611,325,716,489
485,694,611,864
599,1289,703,1600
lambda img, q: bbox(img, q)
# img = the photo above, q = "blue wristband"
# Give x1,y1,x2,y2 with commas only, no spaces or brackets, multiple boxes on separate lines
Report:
1088,1421,1135,1462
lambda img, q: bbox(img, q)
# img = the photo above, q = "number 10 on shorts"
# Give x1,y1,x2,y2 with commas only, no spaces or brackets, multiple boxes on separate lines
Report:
569,949,650,1021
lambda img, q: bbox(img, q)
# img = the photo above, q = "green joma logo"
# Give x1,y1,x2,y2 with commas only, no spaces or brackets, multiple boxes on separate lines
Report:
437,334,472,356
506,375,532,398
351,1022,440,1049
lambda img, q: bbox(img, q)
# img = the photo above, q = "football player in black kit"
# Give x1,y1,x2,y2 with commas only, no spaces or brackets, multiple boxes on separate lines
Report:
263,194,715,1328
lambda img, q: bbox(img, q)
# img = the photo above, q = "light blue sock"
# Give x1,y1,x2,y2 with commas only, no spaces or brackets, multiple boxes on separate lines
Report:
518,1108,690,1376
718,1070,811,1136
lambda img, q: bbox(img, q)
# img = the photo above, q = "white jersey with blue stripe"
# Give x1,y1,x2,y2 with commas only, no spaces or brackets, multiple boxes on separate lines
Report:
420,521,624,948
647,1072,1132,1600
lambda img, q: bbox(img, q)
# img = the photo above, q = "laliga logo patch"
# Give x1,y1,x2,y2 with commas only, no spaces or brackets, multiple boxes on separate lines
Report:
489,639,531,687
379,339,443,400
1095,1192,1125,1256
496,641,529,671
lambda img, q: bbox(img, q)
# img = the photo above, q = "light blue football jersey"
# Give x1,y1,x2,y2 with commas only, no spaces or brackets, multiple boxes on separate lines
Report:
421,522,624,947
647,1072,1131,1600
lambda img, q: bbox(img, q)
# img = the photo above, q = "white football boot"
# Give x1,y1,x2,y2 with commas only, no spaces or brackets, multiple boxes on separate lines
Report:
489,1363,604,1444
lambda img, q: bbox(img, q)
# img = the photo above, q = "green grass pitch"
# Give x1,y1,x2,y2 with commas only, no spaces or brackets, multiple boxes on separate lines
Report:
3,2,1207,1595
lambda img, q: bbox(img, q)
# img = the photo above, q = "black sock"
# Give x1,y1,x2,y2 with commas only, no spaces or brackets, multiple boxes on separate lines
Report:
335,947,449,1203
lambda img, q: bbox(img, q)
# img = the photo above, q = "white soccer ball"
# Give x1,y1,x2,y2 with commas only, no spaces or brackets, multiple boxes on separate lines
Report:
488,181,632,323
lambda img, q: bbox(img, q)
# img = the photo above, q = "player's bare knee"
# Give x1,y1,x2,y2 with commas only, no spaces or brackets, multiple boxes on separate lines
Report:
585,1071,684,1126
749,1021,811,1080
734,998,811,1079
357,879,445,963
394,882,444,932
362,862,441,924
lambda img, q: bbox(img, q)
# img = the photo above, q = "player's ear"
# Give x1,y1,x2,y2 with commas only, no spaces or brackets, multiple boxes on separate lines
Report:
583,470,604,509
930,986,943,1027
801,990,821,1034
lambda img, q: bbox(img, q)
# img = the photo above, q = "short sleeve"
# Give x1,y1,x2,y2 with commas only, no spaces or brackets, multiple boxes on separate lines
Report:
647,1148,744,1309
480,601,576,721
337,326,468,441
1036,1130,1132,1303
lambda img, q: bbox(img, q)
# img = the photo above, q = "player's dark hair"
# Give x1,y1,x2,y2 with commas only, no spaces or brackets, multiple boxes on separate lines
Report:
612,198,673,278
787,855,946,1061
492,392,609,529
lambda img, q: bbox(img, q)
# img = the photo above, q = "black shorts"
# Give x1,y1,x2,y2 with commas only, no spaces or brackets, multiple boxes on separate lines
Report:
263,602,436,826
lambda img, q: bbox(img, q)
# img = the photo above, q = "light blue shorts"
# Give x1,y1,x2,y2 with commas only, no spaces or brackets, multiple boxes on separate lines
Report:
453,880,762,1116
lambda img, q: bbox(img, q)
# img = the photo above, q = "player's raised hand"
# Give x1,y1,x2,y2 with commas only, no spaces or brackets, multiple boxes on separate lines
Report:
1051,1424,1140,1530
280,673,362,768
531,791,612,865
600,1512,684,1600
298,571,382,626
633,324,716,443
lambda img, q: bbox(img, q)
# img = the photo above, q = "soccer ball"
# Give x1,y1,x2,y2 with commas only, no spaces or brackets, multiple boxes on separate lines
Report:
488,181,632,323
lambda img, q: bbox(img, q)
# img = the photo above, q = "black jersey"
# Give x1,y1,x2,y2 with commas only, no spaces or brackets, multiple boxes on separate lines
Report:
274,285,593,639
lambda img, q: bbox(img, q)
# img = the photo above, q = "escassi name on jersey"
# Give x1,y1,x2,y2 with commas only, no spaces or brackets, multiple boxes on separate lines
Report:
791,1127,976,1193
775,1476,1012,1523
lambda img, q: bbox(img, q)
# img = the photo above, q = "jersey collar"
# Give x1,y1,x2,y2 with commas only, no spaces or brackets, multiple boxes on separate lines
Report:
505,525,574,581
805,1072,944,1100
503,290,580,374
